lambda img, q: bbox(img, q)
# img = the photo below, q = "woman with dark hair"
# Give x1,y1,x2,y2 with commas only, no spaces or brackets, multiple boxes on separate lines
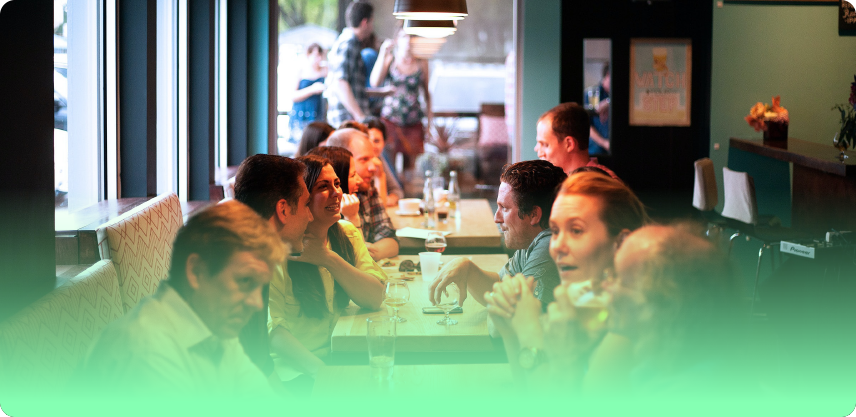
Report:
295,121,335,157
267,154,385,391
370,25,433,173
307,146,363,230
289,43,328,142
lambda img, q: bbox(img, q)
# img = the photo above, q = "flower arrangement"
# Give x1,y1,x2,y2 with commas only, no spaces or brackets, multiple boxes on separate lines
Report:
745,95,789,132
832,75,856,151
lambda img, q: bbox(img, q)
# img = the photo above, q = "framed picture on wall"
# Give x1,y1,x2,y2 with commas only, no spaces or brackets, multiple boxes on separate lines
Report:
629,39,692,127
842,0,856,31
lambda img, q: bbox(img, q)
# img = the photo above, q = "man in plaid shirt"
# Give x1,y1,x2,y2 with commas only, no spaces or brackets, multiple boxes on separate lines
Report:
326,1,373,128
327,129,399,261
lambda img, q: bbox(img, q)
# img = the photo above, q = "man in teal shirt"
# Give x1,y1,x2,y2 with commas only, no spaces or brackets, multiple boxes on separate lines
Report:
429,160,567,309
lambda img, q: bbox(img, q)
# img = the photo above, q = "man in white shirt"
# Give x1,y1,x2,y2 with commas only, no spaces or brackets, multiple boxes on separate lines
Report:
80,201,286,399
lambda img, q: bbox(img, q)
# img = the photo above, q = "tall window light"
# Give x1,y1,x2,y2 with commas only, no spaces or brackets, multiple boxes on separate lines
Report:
55,0,104,215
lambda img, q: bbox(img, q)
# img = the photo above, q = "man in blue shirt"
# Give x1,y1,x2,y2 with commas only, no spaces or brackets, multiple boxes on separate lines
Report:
429,160,567,308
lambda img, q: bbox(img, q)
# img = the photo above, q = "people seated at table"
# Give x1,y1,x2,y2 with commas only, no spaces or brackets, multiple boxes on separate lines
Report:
365,116,404,207
535,102,619,180
306,146,363,229
79,201,286,398
339,119,403,208
428,160,567,310
485,171,647,382
494,224,744,401
295,121,335,157
269,154,385,392
232,154,314,384
325,128,399,261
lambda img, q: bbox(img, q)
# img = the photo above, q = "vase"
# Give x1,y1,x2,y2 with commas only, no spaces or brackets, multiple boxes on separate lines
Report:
763,120,788,149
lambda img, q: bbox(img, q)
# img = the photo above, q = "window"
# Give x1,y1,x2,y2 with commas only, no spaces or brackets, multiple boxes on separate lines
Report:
54,0,103,214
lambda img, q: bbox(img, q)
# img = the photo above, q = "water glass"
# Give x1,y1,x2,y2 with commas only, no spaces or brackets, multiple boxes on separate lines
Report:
419,252,442,281
366,316,396,381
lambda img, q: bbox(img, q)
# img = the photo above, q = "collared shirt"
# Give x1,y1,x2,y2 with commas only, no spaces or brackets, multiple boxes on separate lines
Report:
80,282,272,398
357,185,398,244
499,229,561,307
268,220,386,380
327,28,368,127
585,157,621,181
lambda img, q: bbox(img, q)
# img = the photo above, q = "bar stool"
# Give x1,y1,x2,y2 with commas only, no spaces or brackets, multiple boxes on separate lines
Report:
721,167,806,314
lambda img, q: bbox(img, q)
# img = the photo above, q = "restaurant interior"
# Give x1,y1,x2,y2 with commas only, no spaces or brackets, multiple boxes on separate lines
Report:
1,0,855,413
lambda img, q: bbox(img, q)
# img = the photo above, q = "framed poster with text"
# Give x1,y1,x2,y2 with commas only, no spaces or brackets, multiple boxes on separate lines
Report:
629,39,692,127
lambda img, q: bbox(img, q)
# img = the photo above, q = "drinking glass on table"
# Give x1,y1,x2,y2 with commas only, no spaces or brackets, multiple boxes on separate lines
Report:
425,231,447,253
366,316,396,381
435,282,460,325
385,279,410,323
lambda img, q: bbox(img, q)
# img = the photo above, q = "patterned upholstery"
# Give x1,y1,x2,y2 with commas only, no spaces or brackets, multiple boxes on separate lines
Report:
97,193,183,312
0,260,123,392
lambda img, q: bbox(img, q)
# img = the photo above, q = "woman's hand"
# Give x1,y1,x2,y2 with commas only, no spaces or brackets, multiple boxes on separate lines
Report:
340,194,360,223
380,39,394,58
287,232,336,268
543,284,592,368
484,274,533,338
309,81,326,95
510,275,543,343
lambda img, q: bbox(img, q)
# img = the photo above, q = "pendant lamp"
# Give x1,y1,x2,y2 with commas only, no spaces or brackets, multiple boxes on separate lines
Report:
403,20,457,38
393,0,468,21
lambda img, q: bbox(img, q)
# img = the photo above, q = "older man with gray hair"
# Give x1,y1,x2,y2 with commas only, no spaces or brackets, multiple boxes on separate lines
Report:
326,128,399,260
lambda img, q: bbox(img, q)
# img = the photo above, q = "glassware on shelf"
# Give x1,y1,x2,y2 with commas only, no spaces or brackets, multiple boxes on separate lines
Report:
833,132,850,161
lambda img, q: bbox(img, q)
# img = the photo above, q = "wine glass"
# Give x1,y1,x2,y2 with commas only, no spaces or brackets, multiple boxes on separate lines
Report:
435,282,460,325
384,279,410,323
833,132,850,161
425,231,447,253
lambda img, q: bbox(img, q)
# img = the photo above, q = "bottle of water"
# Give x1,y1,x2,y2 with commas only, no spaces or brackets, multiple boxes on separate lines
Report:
423,170,436,229
447,170,460,218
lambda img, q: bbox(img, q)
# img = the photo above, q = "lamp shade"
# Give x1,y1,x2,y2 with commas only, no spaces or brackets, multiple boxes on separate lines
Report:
393,0,468,21
403,20,457,38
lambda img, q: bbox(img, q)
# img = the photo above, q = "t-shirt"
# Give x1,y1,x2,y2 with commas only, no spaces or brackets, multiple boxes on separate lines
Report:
267,220,386,380
498,229,561,307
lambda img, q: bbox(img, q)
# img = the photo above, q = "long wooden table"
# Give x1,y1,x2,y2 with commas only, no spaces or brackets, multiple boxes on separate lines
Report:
387,198,502,253
312,363,514,398
330,254,508,360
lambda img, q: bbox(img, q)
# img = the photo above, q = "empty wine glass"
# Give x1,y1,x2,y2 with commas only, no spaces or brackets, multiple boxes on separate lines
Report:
384,279,410,323
435,282,459,325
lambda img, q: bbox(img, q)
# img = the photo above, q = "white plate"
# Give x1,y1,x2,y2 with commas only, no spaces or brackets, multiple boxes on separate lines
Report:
395,210,422,216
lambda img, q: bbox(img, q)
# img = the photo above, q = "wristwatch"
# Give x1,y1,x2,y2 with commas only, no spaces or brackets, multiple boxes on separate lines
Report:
518,346,546,370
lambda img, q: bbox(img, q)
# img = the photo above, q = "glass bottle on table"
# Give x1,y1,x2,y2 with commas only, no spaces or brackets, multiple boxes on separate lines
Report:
447,170,460,218
422,170,437,228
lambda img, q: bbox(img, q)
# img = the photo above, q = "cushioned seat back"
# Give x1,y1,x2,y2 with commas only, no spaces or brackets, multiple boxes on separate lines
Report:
721,167,758,225
693,158,718,211
0,260,123,393
96,193,182,312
